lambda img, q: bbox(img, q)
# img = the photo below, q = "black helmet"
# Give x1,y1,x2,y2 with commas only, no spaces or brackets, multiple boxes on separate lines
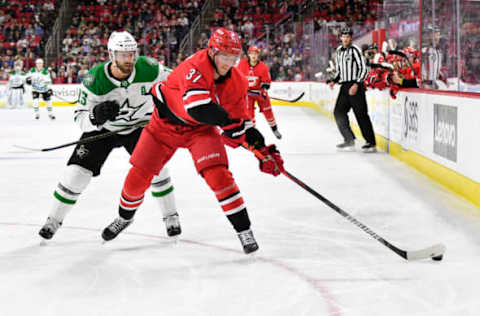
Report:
341,26,353,36
368,43,378,50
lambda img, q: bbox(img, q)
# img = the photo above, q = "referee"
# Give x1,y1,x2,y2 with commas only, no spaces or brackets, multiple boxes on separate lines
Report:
328,26,376,152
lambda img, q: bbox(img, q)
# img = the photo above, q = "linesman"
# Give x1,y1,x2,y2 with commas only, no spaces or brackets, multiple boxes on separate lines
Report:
328,26,376,152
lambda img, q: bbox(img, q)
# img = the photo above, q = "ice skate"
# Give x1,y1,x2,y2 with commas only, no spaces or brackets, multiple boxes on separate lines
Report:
361,143,377,153
237,229,259,254
38,217,62,240
34,113,40,120
102,217,133,241
163,213,181,237
48,114,56,120
336,140,355,151
271,125,282,139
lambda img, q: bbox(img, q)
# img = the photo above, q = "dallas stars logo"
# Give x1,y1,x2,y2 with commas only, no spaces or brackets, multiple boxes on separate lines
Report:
115,98,146,122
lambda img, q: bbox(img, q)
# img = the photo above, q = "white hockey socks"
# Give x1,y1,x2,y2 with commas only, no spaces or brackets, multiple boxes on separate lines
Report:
49,165,92,222
150,167,176,217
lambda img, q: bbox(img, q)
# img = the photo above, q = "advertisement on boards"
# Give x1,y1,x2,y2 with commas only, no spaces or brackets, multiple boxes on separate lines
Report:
433,103,458,162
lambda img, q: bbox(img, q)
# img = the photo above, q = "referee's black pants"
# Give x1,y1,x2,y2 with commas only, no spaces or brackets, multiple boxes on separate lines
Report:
333,82,376,145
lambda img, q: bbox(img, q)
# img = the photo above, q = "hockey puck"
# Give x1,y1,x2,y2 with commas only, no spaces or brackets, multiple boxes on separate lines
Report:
432,255,443,261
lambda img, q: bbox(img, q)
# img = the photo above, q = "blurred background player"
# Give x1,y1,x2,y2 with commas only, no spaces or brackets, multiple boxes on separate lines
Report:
6,60,26,109
237,45,282,139
101,28,284,254
38,31,180,240
26,58,55,120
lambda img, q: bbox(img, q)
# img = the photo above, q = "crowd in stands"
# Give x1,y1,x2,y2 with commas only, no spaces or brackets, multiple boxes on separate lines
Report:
0,0,58,80
49,0,204,84
1,0,476,91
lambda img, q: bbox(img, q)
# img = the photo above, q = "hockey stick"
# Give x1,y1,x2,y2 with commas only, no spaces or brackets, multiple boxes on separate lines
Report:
388,50,419,78
242,142,446,261
14,121,149,152
270,92,305,103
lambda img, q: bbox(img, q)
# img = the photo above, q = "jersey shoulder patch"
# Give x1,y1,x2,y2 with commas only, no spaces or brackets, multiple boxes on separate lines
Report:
83,62,116,96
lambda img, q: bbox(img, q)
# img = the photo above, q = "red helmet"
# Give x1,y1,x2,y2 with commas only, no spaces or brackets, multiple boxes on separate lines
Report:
208,28,242,56
248,45,260,54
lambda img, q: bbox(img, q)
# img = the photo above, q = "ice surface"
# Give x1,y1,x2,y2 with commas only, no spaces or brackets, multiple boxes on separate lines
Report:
1,106,480,316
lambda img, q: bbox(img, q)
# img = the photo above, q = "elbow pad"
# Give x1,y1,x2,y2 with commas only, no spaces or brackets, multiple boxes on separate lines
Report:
187,102,230,126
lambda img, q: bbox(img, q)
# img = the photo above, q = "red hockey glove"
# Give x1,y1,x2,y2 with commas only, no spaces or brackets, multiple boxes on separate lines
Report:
260,90,268,99
257,145,284,176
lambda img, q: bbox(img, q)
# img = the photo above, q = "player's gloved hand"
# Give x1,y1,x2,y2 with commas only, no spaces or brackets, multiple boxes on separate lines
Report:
26,77,32,85
47,89,53,97
221,119,247,148
260,89,268,99
257,144,284,176
90,101,120,125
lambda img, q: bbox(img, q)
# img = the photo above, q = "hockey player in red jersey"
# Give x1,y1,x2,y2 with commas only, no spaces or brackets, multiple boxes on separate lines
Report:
237,45,282,139
101,28,284,254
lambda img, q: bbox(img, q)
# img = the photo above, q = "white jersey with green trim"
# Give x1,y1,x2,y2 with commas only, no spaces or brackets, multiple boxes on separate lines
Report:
74,56,171,135
7,72,26,88
26,68,52,92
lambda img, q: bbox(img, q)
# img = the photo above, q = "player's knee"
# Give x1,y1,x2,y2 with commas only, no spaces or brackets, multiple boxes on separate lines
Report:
60,164,93,194
124,165,155,196
201,165,235,192
151,168,172,190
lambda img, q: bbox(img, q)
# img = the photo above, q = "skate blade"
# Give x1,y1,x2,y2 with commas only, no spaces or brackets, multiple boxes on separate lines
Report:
337,147,356,152
167,236,180,244
39,239,48,246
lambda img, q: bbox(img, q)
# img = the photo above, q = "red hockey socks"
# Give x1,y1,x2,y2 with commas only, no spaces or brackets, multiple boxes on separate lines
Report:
201,165,251,232
119,166,154,220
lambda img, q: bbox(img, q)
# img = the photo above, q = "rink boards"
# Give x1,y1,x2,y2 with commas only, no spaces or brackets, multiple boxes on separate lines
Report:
1,81,479,209
269,81,480,209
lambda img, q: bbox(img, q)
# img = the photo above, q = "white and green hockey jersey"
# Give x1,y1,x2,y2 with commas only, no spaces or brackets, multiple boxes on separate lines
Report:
75,56,171,134
7,71,26,88
26,68,52,92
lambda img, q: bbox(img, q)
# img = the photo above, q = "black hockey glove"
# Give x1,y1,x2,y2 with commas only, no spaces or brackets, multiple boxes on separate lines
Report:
26,77,32,85
90,101,120,126
46,89,53,97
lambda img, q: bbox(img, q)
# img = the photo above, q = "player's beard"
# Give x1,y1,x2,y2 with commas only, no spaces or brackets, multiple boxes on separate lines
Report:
116,61,134,76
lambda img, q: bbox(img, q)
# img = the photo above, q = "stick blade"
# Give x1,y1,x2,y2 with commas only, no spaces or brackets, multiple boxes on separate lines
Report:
12,144,44,152
291,92,305,102
406,243,446,261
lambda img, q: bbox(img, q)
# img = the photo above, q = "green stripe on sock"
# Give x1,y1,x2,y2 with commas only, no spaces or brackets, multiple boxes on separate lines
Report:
152,186,174,197
54,191,76,205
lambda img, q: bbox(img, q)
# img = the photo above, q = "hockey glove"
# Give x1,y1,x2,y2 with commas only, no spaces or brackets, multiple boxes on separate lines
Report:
46,89,53,97
26,77,32,85
222,119,247,148
260,89,268,99
90,101,120,126
258,145,284,177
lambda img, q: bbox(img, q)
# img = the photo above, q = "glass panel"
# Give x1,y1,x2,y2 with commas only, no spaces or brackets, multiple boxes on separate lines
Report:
421,0,459,90
459,0,480,92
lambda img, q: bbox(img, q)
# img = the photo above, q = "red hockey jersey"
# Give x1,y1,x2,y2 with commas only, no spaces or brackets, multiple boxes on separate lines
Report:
236,58,271,91
155,49,249,126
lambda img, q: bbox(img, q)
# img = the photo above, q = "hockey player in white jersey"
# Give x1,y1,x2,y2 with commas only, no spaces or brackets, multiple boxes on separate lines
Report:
26,58,55,120
39,31,181,240
6,60,26,109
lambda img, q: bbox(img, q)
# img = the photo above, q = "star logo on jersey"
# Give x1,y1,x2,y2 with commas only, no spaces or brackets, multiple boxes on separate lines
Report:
116,98,147,121
120,80,129,88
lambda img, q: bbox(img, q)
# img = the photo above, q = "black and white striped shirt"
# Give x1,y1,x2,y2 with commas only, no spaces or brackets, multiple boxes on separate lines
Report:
333,44,368,84
421,46,442,81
